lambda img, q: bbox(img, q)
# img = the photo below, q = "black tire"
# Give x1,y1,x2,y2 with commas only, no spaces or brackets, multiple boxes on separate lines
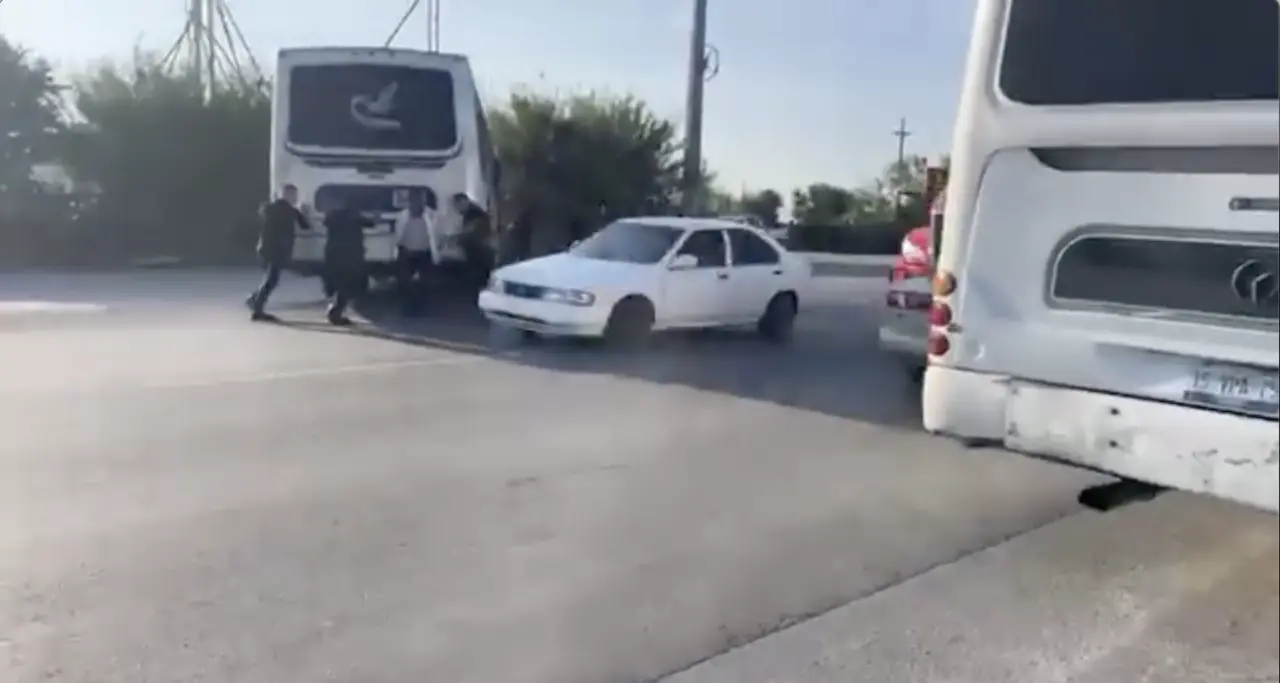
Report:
757,292,798,342
603,296,654,347
908,363,926,384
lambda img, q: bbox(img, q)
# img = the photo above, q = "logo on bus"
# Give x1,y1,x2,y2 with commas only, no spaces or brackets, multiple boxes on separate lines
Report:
351,82,402,131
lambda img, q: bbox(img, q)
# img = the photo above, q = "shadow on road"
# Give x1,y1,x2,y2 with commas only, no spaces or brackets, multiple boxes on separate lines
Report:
286,281,923,432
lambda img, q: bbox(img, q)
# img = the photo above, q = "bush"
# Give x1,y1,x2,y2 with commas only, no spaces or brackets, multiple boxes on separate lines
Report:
787,221,907,255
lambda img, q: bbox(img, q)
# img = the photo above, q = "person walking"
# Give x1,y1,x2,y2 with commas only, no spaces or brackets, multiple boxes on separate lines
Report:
248,183,310,322
322,199,373,326
393,191,436,314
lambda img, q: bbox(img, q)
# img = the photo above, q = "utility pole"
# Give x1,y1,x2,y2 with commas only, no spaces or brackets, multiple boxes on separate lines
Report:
892,117,911,167
891,117,911,220
680,0,709,216
161,0,263,101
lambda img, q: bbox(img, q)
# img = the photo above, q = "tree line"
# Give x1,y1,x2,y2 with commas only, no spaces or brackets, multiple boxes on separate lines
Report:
0,35,939,268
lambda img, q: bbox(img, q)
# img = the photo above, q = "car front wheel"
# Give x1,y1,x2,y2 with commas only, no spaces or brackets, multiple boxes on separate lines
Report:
604,296,654,347
757,292,797,342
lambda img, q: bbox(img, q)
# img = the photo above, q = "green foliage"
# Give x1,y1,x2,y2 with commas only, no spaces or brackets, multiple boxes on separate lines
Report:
0,34,948,267
0,37,64,198
790,154,947,226
60,56,271,264
490,91,687,224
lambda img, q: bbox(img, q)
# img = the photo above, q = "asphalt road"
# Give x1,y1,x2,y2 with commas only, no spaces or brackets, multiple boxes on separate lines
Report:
1,271,1275,683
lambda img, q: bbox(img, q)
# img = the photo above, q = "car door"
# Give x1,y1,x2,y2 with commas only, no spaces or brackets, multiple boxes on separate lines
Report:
662,229,731,326
726,227,785,319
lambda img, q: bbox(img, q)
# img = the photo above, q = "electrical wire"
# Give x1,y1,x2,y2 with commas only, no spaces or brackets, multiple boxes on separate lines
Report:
383,0,423,48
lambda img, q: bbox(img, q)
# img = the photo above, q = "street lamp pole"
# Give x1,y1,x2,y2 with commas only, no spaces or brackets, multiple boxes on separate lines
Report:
680,0,709,215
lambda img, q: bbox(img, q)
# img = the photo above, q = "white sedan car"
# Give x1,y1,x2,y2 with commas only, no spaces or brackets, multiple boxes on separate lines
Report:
478,216,809,344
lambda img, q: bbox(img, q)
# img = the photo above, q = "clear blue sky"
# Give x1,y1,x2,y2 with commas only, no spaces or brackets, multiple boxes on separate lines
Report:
1,0,974,194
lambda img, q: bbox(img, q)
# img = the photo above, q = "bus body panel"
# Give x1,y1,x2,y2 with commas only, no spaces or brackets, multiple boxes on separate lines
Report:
270,47,497,273
923,0,1279,511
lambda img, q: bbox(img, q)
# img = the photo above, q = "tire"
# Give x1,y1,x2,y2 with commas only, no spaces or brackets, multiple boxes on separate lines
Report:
603,296,655,347
907,363,926,384
757,292,797,342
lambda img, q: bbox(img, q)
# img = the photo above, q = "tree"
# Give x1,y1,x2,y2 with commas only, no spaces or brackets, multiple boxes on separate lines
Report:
0,37,64,198
0,36,74,265
737,188,783,227
490,91,686,254
60,55,270,264
487,90,731,255
791,183,857,224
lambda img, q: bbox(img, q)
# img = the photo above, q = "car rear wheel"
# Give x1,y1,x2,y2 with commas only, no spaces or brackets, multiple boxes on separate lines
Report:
604,296,654,347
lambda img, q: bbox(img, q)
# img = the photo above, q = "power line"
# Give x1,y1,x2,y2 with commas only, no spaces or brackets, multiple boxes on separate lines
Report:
384,0,439,51
159,0,262,99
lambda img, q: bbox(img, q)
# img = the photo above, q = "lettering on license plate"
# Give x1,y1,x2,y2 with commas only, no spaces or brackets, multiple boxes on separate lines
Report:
1185,365,1279,416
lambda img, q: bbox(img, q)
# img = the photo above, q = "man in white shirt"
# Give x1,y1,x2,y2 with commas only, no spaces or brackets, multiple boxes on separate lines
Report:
394,191,436,314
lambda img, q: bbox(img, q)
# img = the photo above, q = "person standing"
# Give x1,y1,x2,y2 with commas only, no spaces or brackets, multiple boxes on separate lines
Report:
452,193,494,287
249,183,310,322
322,199,374,326
394,191,436,314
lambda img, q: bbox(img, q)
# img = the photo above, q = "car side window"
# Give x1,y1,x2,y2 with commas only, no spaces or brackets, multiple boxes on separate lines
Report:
676,230,727,268
728,228,780,266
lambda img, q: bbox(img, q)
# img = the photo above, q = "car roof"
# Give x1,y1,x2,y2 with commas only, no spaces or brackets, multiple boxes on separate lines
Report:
620,216,760,231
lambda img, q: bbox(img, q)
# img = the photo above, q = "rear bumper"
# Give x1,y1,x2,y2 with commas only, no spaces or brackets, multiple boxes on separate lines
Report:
477,290,609,337
922,366,1279,513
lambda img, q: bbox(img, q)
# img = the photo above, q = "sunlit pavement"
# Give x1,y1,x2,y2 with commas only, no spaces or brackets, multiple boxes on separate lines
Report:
1,271,1275,683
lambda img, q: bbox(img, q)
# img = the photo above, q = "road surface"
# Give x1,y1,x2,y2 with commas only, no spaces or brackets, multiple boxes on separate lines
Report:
1,270,1275,683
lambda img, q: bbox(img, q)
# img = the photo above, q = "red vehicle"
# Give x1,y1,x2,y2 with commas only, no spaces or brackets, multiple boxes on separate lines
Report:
879,167,946,379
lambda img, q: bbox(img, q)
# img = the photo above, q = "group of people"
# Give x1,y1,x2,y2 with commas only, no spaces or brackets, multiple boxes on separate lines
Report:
246,183,493,325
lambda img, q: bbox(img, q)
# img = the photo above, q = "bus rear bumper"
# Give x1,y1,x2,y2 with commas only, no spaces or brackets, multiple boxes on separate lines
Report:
922,366,1279,513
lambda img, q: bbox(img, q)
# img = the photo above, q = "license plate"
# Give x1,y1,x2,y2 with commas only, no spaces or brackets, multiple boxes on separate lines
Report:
1184,364,1279,417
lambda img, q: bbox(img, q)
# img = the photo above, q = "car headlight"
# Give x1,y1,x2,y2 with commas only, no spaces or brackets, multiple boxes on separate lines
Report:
540,287,595,306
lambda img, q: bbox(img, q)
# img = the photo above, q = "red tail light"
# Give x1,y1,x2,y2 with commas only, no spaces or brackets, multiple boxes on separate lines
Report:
928,301,952,326
927,331,950,357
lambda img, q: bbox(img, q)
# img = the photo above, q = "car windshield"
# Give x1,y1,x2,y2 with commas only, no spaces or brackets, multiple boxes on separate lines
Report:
570,220,683,264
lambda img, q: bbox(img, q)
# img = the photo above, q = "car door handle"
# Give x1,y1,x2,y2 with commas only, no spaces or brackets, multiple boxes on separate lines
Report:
772,269,783,275
717,272,729,280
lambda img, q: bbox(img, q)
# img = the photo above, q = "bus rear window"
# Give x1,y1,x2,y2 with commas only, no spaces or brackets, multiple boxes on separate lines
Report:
1000,0,1278,105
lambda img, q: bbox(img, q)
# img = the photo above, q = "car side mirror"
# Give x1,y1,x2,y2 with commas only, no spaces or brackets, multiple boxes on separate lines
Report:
669,253,699,270
570,239,582,249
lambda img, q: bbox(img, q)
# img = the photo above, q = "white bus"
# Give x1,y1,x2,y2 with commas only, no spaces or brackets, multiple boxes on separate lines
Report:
271,47,499,284
922,0,1279,512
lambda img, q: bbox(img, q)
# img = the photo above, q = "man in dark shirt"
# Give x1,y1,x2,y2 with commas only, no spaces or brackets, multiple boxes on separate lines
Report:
248,183,310,322
323,199,374,326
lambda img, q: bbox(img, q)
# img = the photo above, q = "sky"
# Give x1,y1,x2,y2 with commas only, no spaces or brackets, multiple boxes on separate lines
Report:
0,0,975,195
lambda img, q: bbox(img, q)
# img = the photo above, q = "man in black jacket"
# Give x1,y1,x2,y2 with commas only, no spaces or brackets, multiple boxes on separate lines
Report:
323,199,374,326
248,184,310,322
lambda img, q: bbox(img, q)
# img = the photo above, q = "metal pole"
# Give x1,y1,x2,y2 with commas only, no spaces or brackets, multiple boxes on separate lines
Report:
891,117,911,220
205,0,218,98
189,0,204,93
680,0,708,215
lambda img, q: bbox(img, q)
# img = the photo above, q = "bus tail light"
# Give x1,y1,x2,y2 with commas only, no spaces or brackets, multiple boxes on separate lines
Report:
928,301,952,326
927,330,951,357
933,270,957,297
